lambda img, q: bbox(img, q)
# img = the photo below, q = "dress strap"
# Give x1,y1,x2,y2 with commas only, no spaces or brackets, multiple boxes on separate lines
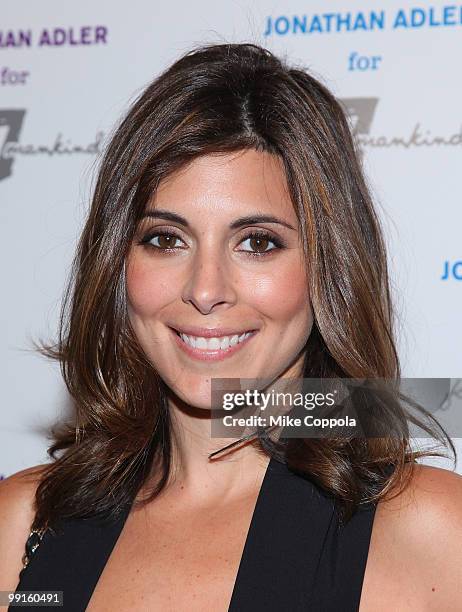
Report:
20,526,48,576
228,458,377,611
11,507,132,612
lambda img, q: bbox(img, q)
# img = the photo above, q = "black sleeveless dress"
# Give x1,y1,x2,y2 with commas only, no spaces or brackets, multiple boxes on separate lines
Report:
12,457,377,611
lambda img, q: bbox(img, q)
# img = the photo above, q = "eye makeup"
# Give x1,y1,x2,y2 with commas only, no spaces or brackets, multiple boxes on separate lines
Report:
137,227,288,258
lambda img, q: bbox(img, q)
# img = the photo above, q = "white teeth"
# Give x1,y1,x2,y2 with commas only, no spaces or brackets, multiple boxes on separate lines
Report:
195,337,207,349
179,331,253,350
220,336,230,350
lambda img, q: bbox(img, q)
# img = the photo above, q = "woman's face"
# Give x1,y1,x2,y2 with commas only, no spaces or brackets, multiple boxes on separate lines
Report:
126,149,313,409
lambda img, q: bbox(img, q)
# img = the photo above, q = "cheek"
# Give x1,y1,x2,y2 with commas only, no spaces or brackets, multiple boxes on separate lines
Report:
126,259,174,328
246,262,310,322
125,255,175,316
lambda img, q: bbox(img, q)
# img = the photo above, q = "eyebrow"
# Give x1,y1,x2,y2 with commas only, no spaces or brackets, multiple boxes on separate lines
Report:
141,209,297,231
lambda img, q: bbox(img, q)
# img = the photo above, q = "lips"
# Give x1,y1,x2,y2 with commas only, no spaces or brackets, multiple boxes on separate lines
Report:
178,330,253,350
169,326,258,362
169,325,259,338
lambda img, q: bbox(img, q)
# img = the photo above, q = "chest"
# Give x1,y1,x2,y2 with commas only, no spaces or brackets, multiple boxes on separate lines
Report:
20,463,427,611
86,494,258,612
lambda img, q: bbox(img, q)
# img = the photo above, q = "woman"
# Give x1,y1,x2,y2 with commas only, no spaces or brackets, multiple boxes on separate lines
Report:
1,42,461,611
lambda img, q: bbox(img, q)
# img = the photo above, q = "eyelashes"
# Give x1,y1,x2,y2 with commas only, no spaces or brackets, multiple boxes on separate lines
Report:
238,231,285,256
138,229,286,258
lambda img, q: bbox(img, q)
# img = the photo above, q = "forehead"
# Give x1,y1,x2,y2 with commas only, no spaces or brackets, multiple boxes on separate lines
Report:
148,149,296,221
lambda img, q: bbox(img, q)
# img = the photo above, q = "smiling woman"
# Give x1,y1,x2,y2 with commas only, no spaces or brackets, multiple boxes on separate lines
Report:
1,42,461,612
126,150,312,402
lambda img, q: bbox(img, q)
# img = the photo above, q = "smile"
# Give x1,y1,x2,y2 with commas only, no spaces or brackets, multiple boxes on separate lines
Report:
169,327,258,362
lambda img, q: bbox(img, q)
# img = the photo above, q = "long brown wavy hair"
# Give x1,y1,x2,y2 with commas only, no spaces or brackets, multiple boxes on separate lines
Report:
30,42,455,530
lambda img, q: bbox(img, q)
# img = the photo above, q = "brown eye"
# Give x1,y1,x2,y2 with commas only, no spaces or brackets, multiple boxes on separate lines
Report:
156,234,178,249
238,231,283,256
249,236,270,253
140,231,186,250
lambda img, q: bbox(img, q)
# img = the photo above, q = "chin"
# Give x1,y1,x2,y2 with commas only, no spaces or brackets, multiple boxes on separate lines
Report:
166,379,215,411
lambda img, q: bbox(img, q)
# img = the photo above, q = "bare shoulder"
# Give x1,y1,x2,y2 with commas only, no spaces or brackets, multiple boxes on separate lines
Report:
378,462,462,531
0,464,49,591
361,463,462,611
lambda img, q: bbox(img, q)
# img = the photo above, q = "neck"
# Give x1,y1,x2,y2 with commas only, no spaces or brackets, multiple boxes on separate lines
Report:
164,397,270,501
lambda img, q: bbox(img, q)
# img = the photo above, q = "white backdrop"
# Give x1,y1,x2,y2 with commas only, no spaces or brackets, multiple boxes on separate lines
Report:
1,0,461,478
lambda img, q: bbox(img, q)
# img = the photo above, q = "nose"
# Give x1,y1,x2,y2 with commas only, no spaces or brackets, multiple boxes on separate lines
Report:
181,247,237,315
